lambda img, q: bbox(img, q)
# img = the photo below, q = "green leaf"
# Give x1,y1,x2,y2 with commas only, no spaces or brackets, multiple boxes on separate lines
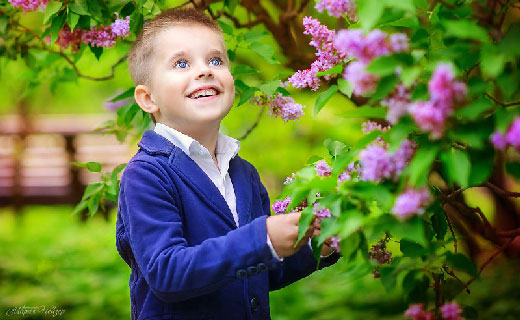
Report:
249,42,278,64
0,16,8,34
506,162,520,179
430,204,448,240
124,104,141,124
445,252,478,276
358,0,384,31
383,0,415,12
217,20,234,35
383,117,415,151
351,182,392,209
342,106,387,118
89,45,103,61
110,87,135,102
337,78,353,98
44,1,63,25
243,30,267,42
68,1,89,15
338,210,364,239
455,97,493,121
495,107,517,134
67,12,80,32
468,148,494,186
443,20,491,43
86,162,102,172
237,87,257,106
366,56,402,76
400,239,426,258
401,67,421,87
314,64,343,77
130,12,144,34
368,75,398,104
86,0,102,17
232,64,259,76
296,207,314,245
379,265,398,293
223,0,239,14
87,192,101,216
81,182,103,201
50,13,66,44
324,139,347,158
481,46,505,78
119,1,135,17
317,218,340,245
407,143,440,187
440,148,471,188
71,201,88,216
314,85,338,116
258,80,280,96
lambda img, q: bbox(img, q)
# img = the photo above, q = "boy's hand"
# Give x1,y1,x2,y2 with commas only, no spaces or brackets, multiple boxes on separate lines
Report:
266,212,315,258
311,218,336,257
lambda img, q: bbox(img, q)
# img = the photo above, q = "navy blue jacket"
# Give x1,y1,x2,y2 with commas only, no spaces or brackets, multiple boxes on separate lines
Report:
116,130,340,320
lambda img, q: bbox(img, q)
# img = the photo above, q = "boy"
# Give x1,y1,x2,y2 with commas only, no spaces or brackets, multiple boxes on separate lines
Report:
115,7,340,320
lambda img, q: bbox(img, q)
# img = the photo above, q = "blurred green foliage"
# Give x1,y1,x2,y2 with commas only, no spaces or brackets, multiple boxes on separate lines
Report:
1,206,519,319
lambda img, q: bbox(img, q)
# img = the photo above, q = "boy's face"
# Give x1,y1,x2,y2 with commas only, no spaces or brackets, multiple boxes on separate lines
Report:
148,24,235,131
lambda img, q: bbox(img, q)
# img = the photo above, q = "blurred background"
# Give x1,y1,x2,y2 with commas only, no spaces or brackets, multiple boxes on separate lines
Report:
1,1,520,319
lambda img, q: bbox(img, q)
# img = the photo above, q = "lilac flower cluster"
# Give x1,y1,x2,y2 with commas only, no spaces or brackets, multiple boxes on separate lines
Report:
288,17,341,90
381,84,411,124
313,203,332,220
338,161,360,182
358,139,416,182
392,187,430,220
283,172,296,184
251,93,306,122
315,160,332,177
8,0,49,12
369,238,393,278
490,116,520,152
314,0,357,20
404,304,435,320
362,120,390,134
327,236,341,253
49,16,131,50
334,29,409,95
272,197,292,214
440,301,464,320
408,63,467,139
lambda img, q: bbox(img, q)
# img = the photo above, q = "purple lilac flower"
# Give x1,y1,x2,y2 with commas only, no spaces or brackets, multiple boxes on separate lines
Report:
359,145,393,181
334,29,404,64
389,33,409,53
288,69,321,91
315,160,332,177
8,0,49,12
284,173,296,185
505,117,520,150
328,236,341,252
344,61,380,96
440,302,463,320
408,101,446,139
393,140,416,175
268,94,306,121
313,203,332,219
428,63,467,112
272,197,292,214
381,84,411,124
111,15,131,37
392,188,430,220
338,161,360,183
404,304,434,320
362,121,390,134
315,0,357,20
490,131,507,150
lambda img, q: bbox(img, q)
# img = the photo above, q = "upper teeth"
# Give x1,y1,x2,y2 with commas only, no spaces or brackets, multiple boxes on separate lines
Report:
190,89,217,98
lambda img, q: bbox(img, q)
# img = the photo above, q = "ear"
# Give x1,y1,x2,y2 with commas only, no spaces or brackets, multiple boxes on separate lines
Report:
134,85,159,114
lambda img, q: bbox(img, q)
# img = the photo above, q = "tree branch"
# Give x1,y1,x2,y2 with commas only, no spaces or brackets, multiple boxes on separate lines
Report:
484,182,520,198
239,106,265,140
486,93,520,107
444,209,458,253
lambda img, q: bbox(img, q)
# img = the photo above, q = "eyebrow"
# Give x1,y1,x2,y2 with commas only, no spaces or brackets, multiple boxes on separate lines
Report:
167,49,227,65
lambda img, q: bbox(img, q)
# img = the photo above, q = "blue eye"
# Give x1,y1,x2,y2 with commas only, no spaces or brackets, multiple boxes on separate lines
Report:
175,60,188,69
209,57,222,67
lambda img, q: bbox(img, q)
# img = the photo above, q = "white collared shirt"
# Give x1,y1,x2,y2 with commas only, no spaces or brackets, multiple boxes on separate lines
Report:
154,123,283,261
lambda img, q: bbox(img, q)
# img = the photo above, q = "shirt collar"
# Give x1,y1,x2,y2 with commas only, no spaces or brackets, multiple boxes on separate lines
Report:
153,122,240,159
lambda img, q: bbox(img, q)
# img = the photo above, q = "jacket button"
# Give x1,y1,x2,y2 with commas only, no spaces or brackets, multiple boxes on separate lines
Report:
235,269,247,279
247,266,258,276
250,297,258,312
257,262,267,272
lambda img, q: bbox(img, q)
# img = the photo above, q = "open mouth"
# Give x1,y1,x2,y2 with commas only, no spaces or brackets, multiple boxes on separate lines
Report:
187,88,220,100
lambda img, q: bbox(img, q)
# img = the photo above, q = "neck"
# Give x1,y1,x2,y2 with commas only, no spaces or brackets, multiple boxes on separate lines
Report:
164,121,220,156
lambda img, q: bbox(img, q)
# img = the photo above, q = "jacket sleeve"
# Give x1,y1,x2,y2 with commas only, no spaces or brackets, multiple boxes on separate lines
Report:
119,160,278,303
253,168,341,291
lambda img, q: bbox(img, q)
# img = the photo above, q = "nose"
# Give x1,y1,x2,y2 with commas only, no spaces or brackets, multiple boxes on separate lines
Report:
195,64,214,80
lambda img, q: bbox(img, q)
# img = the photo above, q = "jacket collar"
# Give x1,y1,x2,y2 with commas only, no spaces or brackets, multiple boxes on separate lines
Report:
137,130,252,229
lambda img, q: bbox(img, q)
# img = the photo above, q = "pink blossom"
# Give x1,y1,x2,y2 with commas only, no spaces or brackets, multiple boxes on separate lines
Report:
362,121,390,134
344,61,380,96
381,84,411,124
505,117,520,150
313,203,332,219
268,94,306,121
392,187,430,220
404,304,435,320
272,197,292,214
440,301,464,320
315,0,357,20
328,236,341,252
111,15,131,37
284,173,296,185
490,131,507,150
408,101,447,139
338,161,360,183
359,145,393,181
390,33,410,53
8,0,49,12
315,160,332,177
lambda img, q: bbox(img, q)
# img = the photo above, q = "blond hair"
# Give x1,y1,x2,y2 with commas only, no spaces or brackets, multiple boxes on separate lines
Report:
128,8,222,86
